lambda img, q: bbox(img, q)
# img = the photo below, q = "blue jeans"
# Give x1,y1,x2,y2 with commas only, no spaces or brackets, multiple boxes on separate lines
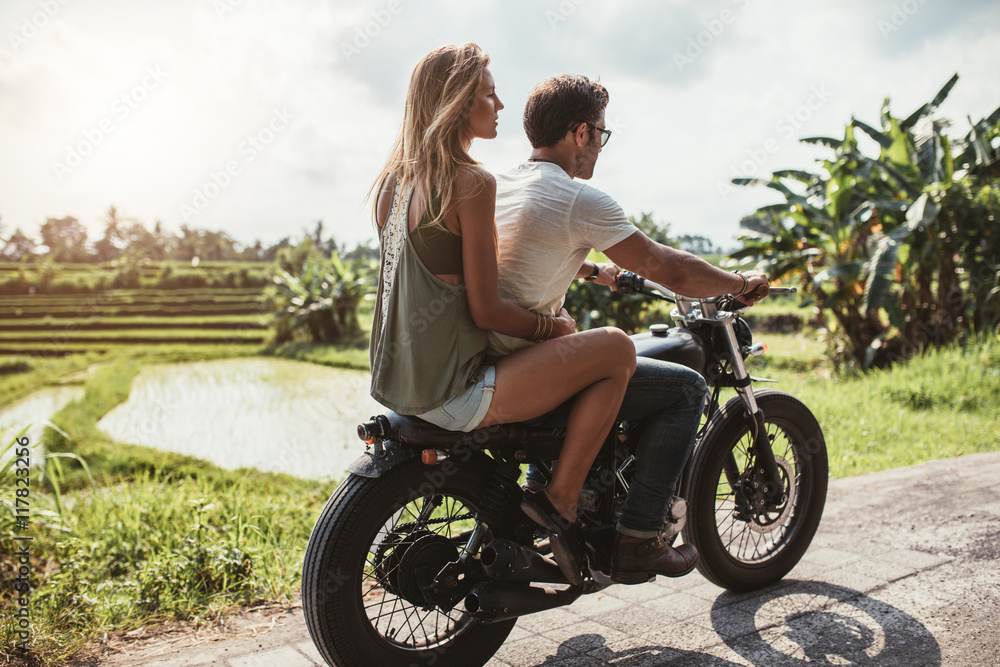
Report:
526,357,708,538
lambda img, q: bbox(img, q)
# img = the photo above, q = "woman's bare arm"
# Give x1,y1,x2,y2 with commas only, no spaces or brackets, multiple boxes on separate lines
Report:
456,167,573,339
374,173,395,229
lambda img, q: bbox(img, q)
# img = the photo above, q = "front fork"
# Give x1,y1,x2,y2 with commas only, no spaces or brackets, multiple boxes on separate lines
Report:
718,320,782,498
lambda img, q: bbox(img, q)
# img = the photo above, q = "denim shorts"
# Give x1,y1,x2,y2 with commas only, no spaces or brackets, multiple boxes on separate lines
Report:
416,365,496,432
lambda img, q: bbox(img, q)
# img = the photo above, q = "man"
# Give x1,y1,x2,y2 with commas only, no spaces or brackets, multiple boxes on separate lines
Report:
491,74,769,584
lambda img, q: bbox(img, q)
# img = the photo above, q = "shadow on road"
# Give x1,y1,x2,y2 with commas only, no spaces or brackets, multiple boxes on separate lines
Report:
711,580,940,666
536,580,939,665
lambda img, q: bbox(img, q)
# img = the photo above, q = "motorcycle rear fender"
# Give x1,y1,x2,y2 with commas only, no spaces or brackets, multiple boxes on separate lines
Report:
347,437,500,479
347,440,417,478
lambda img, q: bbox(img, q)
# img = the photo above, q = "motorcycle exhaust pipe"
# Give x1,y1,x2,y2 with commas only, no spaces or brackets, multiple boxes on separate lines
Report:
464,581,580,623
480,538,569,584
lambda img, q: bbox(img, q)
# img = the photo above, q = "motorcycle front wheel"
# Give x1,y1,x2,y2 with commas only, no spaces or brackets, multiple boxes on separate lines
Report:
302,458,517,667
683,390,828,592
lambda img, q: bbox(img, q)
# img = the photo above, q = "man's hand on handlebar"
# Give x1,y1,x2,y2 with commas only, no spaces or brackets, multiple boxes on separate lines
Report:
610,268,773,306
736,270,770,306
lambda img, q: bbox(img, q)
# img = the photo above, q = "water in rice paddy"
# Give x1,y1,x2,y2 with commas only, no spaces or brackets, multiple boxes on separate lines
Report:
0,385,86,461
97,358,382,481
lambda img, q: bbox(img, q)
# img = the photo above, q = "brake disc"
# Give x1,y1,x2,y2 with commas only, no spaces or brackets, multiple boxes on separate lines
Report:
750,455,796,534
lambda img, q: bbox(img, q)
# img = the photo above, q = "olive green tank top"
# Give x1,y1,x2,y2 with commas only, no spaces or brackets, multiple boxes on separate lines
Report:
369,180,487,414
410,194,463,274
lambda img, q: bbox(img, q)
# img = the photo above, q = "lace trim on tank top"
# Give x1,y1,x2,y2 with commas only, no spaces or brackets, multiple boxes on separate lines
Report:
378,180,415,330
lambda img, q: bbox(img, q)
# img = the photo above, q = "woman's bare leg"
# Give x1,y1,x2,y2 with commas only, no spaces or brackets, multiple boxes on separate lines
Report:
479,327,635,522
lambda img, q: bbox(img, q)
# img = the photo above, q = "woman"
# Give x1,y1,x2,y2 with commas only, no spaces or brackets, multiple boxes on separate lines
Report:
369,43,634,575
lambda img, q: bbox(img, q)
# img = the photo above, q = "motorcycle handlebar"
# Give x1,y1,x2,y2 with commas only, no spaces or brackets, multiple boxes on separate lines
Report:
614,270,796,299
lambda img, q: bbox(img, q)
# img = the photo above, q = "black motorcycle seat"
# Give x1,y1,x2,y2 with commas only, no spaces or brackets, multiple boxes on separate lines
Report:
372,410,567,450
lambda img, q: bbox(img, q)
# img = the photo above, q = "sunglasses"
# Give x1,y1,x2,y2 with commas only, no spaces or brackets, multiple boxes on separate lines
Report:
585,122,612,147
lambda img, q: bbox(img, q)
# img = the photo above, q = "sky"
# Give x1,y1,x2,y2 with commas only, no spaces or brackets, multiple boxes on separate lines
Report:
2,0,999,253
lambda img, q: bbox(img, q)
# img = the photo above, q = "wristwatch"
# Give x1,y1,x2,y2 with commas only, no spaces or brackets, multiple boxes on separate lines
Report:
584,263,600,281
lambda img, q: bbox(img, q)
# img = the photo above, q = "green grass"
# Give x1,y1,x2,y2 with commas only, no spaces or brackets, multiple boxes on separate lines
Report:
2,289,265,302
0,342,265,359
0,261,270,272
0,302,267,315
0,316,268,333
743,292,814,321
0,305,267,320
1,299,266,312
0,329,265,342
741,331,829,374
0,354,100,407
110,286,264,294
0,307,268,359
741,334,1000,478
1,450,327,663
0,261,272,296
1,348,330,664
262,341,370,371
18,469,328,662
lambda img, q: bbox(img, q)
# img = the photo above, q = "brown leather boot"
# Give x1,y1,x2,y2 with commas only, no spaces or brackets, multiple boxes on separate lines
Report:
611,533,699,584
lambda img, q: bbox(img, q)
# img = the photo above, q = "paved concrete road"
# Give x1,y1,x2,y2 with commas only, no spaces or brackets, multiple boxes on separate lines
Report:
103,452,1000,667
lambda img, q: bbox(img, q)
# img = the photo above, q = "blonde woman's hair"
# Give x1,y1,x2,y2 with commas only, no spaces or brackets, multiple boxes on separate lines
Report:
370,43,490,229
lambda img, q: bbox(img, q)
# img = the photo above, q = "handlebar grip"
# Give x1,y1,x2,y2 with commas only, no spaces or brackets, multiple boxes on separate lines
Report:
615,270,645,295
723,285,796,309
739,284,796,300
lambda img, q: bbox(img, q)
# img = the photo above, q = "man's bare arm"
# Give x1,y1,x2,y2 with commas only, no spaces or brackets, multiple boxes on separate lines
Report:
574,260,619,285
604,231,768,300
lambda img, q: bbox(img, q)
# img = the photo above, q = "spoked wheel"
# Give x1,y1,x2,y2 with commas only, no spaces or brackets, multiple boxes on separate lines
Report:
683,390,828,592
302,458,516,667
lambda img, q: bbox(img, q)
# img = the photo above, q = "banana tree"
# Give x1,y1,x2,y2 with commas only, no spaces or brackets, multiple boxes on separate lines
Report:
733,73,1000,370
732,123,902,368
268,243,366,345
850,74,1000,355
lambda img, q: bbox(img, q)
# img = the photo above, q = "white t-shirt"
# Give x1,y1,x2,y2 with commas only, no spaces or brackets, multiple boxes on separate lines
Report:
489,160,637,357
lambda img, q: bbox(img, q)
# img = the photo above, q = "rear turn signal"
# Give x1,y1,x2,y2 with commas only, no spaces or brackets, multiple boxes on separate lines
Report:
421,449,449,465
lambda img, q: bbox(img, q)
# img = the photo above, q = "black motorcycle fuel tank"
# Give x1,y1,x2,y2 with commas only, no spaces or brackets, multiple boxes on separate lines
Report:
630,326,708,376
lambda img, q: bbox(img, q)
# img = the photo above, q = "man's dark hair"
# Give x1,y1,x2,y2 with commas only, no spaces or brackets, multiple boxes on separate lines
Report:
523,75,609,149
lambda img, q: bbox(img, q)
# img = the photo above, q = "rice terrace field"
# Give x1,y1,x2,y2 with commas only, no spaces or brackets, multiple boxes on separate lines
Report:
0,261,270,358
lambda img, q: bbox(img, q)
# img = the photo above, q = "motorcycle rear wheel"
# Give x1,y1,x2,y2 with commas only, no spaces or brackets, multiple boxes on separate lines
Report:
683,390,828,592
302,458,517,667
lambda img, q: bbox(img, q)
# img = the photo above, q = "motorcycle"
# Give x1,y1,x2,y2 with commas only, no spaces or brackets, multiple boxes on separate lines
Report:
301,272,828,667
